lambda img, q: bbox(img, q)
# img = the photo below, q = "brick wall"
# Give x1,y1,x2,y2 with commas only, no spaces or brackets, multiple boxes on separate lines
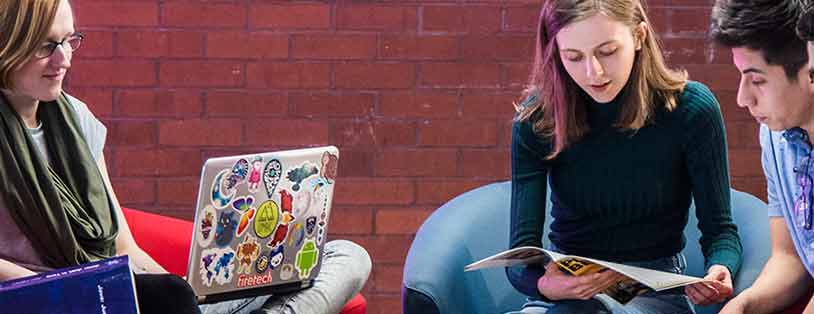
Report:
66,1,763,312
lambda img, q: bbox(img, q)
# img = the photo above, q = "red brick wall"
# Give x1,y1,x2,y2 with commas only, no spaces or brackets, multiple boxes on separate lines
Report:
66,1,762,312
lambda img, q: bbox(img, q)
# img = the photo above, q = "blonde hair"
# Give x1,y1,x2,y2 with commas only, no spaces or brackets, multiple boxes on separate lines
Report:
517,0,687,159
0,0,61,90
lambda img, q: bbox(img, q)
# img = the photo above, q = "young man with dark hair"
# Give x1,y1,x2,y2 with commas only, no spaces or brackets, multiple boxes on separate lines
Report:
710,0,814,313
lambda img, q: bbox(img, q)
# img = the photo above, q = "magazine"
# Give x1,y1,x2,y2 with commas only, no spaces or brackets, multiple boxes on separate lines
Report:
465,246,708,305
0,255,139,314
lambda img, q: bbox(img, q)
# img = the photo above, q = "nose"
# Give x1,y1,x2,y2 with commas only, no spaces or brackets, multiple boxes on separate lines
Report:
48,45,71,69
735,76,754,108
586,55,605,81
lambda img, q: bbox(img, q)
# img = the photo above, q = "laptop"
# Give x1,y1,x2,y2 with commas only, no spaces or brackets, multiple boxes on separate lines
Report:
185,146,339,303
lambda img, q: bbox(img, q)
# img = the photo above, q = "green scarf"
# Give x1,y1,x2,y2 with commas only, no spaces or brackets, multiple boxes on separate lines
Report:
0,92,118,268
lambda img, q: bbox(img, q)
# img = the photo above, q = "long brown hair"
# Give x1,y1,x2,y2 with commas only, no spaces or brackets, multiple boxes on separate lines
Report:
516,0,687,159
0,0,61,90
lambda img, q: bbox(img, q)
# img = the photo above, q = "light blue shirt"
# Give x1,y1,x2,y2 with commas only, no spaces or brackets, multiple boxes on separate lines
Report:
761,124,814,276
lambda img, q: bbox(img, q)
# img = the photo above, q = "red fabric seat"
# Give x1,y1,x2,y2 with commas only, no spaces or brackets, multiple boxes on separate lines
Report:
122,207,366,314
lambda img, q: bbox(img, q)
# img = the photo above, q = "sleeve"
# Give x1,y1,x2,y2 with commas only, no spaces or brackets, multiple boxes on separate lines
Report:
681,82,743,276
64,94,107,161
759,125,783,217
505,119,550,299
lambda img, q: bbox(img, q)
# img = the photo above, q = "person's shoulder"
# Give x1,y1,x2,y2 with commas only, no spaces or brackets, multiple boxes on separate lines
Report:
673,80,722,123
62,93,94,118
677,81,718,111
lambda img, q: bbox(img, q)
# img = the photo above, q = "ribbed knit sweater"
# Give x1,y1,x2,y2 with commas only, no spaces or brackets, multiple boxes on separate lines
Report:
506,81,742,298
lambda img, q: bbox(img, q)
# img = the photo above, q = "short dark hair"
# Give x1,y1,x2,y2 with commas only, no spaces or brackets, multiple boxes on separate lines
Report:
710,0,807,80
798,3,814,42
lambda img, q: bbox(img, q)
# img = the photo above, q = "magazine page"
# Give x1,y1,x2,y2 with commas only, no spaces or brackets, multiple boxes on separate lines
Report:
464,246,551,271
465,247,706,292
545,249,705,291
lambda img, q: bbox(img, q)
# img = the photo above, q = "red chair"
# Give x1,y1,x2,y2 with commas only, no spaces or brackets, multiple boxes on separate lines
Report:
122,207,366,314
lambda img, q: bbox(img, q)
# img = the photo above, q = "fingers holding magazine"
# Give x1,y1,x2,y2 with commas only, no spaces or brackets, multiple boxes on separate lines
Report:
685,264,733,305
537,262,626,301
465,246,709,305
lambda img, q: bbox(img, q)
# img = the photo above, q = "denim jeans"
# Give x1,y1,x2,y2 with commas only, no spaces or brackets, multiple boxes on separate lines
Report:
505,247,694,314
198,240,371,314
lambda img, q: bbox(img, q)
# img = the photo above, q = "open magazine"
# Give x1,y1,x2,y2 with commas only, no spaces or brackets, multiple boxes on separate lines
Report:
465,246,708,305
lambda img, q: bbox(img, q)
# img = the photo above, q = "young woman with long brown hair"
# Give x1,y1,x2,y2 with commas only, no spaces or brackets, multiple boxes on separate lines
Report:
507,0,742,313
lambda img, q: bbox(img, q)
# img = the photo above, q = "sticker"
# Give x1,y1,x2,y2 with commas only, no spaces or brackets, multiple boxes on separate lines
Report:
255,255,270,274
247,157,263,193
313,181,330,214
236,236,260,275
293,189,312,218
215,210,238,247
237,271,273,288
317,225,325,245
197,205,217,247
269,190,296,248
233,196,257,237
214,250,236,285
286,162,319,192
263,159,282,198
317,211,327,244
295,240,319,280
313,185,329,245
305,217,317,238
211,169,235,209
280,264,294,281
320,151,338,184
287,223,304,247
199,247,236,286
199,252,218,287
269,245,285,270
254,200,280,238
225,158,249,191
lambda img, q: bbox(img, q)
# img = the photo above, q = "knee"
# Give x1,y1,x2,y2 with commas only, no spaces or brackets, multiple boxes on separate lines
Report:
164,275,196,297
327,240,372,286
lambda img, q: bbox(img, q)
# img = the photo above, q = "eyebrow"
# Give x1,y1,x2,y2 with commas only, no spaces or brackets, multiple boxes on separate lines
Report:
741,68,766,75
47,31,75,42
560,40,618,53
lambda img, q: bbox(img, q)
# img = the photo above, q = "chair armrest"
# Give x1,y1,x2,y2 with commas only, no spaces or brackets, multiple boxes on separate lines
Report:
121,207,193,276
403,182,525,314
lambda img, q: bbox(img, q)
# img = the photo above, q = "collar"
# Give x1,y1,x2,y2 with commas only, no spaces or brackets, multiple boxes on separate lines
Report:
783,127,812,151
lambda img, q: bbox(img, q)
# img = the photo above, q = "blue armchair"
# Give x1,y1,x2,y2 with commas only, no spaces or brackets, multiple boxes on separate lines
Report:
402,181,786,314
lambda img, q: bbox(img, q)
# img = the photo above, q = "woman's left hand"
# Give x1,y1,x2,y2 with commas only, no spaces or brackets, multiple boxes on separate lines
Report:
685,264,733,305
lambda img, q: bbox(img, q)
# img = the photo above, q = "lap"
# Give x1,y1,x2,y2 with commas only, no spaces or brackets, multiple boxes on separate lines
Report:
506,253,694,314
506,293,693,314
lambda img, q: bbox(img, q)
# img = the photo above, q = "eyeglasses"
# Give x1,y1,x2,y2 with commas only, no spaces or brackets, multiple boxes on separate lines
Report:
34,33,84,59
794,156,813,230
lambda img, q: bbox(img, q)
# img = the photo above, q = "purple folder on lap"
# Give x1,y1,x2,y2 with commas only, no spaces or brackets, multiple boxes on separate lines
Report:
0,255,139,314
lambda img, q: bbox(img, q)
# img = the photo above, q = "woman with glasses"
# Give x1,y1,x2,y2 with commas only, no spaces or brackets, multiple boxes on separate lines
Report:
506,0,742,313
0,1,371,314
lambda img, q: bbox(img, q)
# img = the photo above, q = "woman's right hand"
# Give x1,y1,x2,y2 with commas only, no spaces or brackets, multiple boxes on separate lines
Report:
537,261,625,300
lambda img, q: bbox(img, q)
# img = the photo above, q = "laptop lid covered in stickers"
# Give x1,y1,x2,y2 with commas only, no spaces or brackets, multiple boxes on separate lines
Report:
186,146,339,303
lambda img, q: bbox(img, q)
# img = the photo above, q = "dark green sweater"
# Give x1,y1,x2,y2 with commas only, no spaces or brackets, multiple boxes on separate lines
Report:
506,81,742,298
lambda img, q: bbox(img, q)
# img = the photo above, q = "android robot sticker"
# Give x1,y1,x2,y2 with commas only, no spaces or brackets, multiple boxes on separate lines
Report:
295,240,319,280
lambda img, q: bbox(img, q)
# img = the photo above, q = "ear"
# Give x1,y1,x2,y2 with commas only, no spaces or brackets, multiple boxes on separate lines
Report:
806,67,814,93
634,22,647,51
